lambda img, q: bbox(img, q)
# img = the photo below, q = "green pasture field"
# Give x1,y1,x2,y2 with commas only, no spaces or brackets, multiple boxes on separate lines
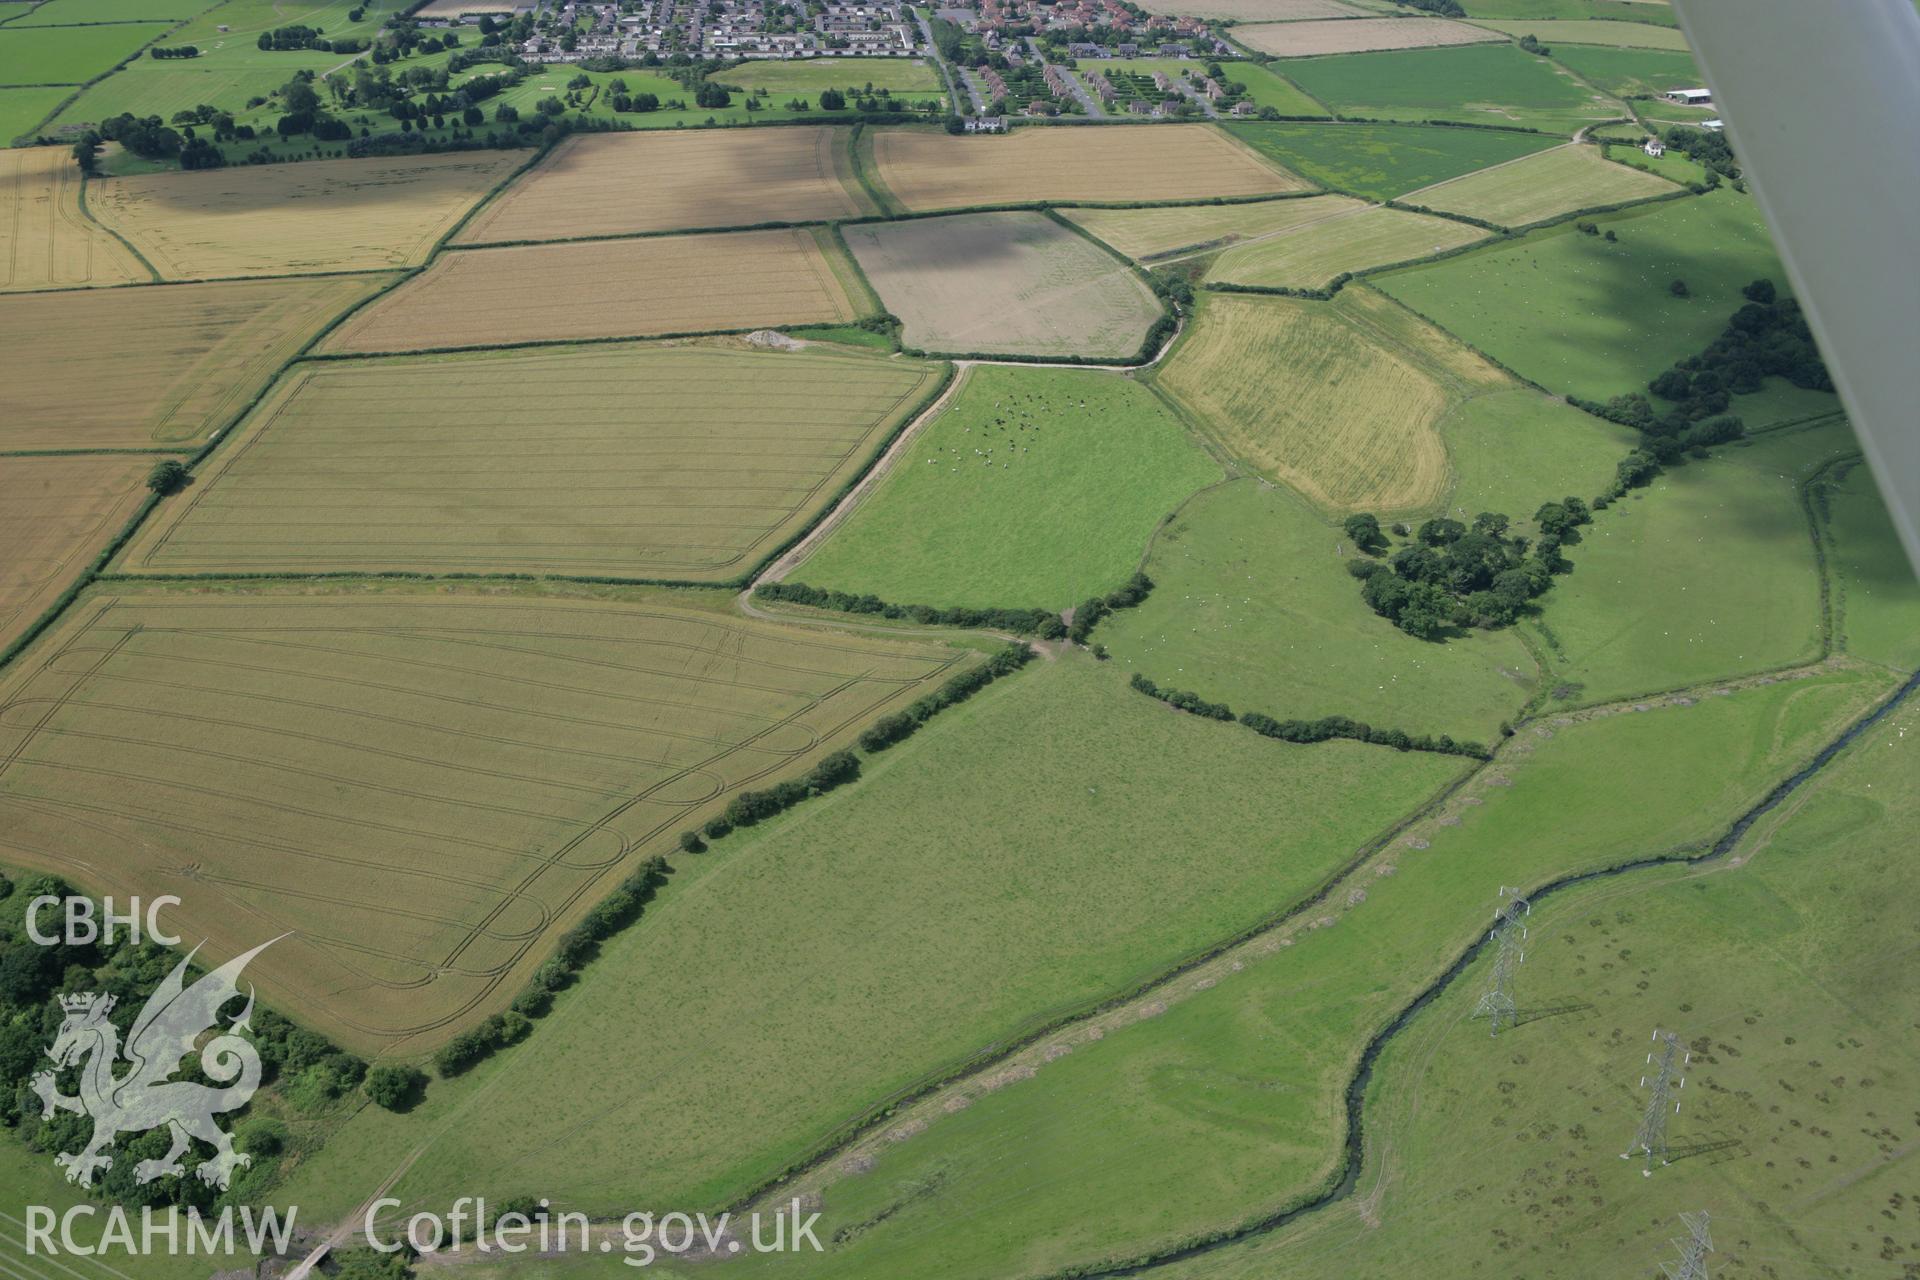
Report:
43,0,400,129
1097,479,1537,740
1372,189,1828,407
7,0,194,23
281,656,1465,1220
1278,42,1621,135
1224,120,1561,200
0,82,67,136
1147,688,1919,1280
1532,423,1853,706
0,21,169,84
790,365,1221,609
117,343,946,582
1434,384,1639,518
1215,58,1330,115
1455,0,1677,23
1469,16,1692,48
1601,137,1706,185
1817,458,1920,672
628,668,1891,1280
1206,203,1489,289
0,583,969,1053
1547,43,1701,96
717,55,940,95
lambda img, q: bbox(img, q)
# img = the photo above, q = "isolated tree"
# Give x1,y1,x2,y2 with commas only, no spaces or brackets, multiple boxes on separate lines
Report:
1669,278,1691,298
1342,512,1385,553
364,1065,425,1111
819,87,846,110
146,459,190,495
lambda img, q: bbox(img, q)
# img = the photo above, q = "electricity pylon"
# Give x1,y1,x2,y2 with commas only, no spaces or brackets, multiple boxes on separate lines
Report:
1660,1210,1713,1280
1623,1028,1688,1174
1471,887,1529,1035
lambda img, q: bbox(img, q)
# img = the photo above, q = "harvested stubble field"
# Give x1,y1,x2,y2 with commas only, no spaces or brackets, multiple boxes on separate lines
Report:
1404,141,1677,227
321,227,861,353
281,657,1465,1219
866,124,1307,213
1206,203,1490,288
0,274,391,449
0,144,146,291
1061,193,1365,261
0,589,969,1051
1155,291,1454,511
454,126,876,244
86,151,525,278
0,455,149,653
843,211,1162,360
1468,16,1692,48
119,343,943,580
1233,16,1501,56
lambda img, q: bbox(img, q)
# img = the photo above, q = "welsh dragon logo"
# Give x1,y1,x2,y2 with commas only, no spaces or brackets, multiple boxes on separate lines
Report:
30,938,279,1190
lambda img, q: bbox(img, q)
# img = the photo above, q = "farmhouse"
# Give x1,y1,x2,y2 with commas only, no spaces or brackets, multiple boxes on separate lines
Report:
1643,137,1665,157
1665,87,1712,105
963,115,1008,132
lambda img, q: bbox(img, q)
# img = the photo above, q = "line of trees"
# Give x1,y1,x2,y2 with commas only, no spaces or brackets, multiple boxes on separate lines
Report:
1129,674,1489,758
858,643,1034,753
754,581,1068,638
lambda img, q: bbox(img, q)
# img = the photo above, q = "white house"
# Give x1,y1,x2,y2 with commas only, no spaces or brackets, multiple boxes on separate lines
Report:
1643,137,1665,157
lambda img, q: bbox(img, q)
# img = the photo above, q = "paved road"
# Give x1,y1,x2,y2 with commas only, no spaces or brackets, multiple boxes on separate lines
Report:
909,4,966,115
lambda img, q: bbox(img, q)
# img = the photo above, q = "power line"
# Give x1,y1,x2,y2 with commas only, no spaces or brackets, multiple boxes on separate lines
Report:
1661,1210,1714,1280
1471,886,1529,1036
1623,1028,1688,1174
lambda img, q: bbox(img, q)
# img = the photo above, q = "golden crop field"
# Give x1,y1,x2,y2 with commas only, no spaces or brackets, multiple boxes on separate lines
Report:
1207,204,1490,289
0,588,969,1051
1061,193,1366,261
455,127,877,243
1468,18,1693,50
320,227,862,353
843,211,1163,359
118,343,946,580
1404,143,1679,227
0,274,392,450
867,124,1309,212
0,455,149,654
85,151,524,279
0,146,147,292
1155,292,1452,511
1233,16,1502,56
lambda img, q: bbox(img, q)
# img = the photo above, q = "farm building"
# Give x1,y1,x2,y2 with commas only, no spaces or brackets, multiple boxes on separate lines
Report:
1644,137,1665,157
1665,87,1712,105
963,115,1008,132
